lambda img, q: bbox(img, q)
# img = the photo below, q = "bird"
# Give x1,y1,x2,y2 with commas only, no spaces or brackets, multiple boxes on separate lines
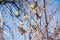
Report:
32,25,38,31
18,27,26,35
18,27,23,31
30,4,35,10
23,15,27,19
15,11,20,18
30,1,38,10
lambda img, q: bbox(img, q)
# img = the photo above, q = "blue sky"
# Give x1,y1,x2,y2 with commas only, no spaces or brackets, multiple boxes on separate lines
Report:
0,0,60,40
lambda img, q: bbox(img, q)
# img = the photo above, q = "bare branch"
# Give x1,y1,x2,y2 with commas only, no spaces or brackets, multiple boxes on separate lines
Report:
45,0,56,7
49,5,60,22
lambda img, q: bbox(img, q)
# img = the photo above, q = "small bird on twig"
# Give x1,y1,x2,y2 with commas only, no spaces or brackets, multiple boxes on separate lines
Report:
15,11,20,18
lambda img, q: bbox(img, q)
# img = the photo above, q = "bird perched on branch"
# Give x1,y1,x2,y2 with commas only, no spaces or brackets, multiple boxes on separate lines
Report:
15,11,20,18
23,15,28,19
30,1,38,10
31,25,38,31
30,4,35,10
18,27,26,35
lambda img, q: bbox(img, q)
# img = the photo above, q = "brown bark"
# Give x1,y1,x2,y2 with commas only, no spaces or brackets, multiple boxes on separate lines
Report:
42,0,50,40
0,14,4,40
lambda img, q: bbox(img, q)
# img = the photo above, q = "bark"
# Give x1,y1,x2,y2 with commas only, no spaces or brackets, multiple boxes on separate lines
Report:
0,14,4,40
42,0,50,40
